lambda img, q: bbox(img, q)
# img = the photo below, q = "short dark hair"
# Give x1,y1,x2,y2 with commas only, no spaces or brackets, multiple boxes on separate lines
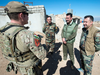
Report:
7,12,20,20
66,13,73,18
84,15,94,21
47,16,52,19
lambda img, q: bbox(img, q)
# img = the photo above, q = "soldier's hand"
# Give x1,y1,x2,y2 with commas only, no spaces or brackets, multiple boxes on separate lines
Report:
62,38,66,44
62,38,65,42
63,41,66,44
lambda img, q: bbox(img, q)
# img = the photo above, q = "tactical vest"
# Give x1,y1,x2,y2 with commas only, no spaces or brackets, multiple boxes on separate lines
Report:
0,25,40,66
63,22,77,43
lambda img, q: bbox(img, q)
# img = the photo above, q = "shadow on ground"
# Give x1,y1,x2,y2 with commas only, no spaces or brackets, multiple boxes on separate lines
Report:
60,60,80,75
74,48,81,68
42,42,62,75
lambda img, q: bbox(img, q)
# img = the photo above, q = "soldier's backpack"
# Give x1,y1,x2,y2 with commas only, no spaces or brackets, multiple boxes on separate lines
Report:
0,25,25,62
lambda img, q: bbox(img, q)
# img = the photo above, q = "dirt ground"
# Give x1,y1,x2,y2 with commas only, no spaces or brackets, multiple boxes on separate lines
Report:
0,22,100,75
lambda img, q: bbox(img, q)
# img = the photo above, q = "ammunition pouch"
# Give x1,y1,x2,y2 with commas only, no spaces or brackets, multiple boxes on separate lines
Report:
17,51,35,62
6,58,42,74
4,51,35,62
6,50,42,74
18,51,42,69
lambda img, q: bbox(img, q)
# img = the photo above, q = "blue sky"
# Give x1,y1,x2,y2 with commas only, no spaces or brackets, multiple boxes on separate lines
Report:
0,0,100,21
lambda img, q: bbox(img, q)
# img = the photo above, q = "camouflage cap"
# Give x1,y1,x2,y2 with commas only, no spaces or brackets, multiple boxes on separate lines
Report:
5,1,32,14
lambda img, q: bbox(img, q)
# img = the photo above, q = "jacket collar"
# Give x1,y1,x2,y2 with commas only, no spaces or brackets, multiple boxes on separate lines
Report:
66,20,73,26
70,20,73,25
82,25,94,34
46,22,53,25
88,24,94,31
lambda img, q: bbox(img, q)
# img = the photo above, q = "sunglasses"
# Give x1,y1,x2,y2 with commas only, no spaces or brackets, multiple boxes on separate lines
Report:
22,12,29,16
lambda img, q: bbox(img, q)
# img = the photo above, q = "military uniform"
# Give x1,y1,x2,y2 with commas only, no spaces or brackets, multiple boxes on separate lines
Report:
0,1,48,75
0,22,47,75
80,25,100,75
61,20,78,65
42,22,57,53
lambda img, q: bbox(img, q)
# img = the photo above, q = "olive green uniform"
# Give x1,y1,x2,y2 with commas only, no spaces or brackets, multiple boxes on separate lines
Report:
61,20,78,65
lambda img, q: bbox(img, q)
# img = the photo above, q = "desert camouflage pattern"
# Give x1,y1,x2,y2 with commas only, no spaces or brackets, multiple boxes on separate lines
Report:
0,22,47,75
17,28,47,60
42,23,57,52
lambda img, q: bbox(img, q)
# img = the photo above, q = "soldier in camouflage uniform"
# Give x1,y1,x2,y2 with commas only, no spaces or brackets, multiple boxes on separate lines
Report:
0,1,48,75
42,16,57,55
79,15,100,75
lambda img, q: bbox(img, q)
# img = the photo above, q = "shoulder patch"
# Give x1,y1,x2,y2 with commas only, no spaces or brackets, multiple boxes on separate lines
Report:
34,33,40,39
33,33,40,47
34,39,40,47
